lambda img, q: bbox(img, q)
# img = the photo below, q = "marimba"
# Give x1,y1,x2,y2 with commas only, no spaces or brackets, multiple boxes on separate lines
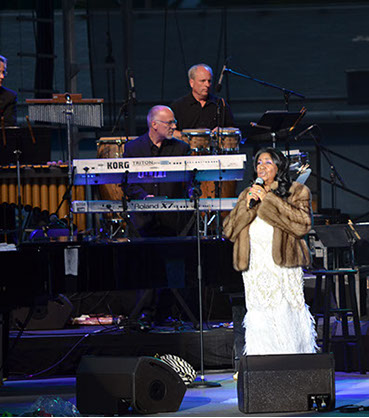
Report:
0,164,86,232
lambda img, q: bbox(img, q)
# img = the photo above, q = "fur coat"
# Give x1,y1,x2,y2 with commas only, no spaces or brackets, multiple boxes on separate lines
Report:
223,181,312,272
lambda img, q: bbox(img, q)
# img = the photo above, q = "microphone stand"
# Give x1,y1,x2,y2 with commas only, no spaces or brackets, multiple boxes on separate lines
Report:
225,68,305,110
188,169,221,389
213,98,226,237
120,172,140,239
304,130,345,219
111,100,128,136
111,69,137,140
64,95,75,241
14,148,23,244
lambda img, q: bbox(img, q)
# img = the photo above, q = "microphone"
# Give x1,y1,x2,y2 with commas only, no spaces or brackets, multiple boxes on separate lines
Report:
249,177,264,208
215,60,229,93
64,93,72,104
49,213,67,228
127,68,137,103
294,124,316,141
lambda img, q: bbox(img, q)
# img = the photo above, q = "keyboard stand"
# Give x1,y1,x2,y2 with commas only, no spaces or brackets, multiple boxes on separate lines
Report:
129,288,199,328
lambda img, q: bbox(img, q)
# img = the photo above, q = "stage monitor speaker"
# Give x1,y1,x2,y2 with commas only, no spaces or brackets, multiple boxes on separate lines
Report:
238,353,335,414
11,294,73,330
76,355,187,415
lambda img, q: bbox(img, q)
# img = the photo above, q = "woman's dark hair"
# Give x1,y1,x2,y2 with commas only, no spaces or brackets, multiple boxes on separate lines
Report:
253,147,291,198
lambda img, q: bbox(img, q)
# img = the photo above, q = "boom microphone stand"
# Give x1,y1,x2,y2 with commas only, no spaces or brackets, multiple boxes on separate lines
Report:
188,170,221,389
224,68,305,110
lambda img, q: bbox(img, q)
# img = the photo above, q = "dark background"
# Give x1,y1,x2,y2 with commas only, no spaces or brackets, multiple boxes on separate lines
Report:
0,0,369,218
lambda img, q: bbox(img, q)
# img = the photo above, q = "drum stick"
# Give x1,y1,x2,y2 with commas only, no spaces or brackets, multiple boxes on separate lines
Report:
26,115,36,144
250,122,271,130
1,116,6,146
289,106,307,132
348,219,361,240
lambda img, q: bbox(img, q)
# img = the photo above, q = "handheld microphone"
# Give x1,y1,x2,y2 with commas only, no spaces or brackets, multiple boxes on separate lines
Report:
294,124,316,141
249,177,264,208
215,58,230,92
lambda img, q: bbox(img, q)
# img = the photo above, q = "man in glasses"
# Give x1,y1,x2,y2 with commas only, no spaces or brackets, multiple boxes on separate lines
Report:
123,105,192,326
123,104,191,237
0,55,17,126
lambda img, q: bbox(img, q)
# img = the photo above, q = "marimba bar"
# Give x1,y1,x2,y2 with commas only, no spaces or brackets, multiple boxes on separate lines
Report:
0,165,86,232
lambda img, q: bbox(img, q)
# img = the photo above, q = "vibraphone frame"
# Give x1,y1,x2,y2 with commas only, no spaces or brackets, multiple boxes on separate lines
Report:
0,164,86,235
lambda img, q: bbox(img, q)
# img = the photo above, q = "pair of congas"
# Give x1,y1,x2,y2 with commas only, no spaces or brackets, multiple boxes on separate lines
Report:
181,128,241,203
181,127,241,155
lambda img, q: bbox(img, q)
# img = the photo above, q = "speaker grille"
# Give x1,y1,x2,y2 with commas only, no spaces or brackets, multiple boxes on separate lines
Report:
238,353,335,414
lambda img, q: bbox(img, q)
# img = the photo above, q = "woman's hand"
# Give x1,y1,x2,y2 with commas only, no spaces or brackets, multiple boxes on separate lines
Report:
246,185,267,208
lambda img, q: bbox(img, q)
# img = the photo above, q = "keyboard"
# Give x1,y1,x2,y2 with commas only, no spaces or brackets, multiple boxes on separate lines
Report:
71,198,238,213
73,154,246,185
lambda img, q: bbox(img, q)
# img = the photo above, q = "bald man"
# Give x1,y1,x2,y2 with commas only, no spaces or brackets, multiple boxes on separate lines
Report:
123,105,191,237
171,63,235,139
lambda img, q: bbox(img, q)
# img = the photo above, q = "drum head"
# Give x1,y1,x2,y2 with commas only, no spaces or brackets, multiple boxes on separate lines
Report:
217,127,241,153
182,128,211,136
182,129,212,154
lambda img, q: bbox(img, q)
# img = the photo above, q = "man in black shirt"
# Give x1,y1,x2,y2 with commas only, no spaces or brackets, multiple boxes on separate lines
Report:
123,105,191,237
123,105,192,325
171,63,235,137
172,66,244,374
0,55,17,126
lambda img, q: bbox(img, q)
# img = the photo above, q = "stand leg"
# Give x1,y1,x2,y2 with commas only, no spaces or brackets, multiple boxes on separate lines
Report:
188,184,221,388
66,116,74,240
348,274,366,374
14,150,23,244
0,312,3,384
171,289,199,328
323,275,332,353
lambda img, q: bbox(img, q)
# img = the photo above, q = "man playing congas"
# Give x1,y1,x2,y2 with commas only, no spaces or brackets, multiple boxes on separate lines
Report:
171,63,235,145
171,63,239,197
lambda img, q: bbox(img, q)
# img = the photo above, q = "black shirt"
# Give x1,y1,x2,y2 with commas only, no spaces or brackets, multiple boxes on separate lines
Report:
171,92,235,131
123,132,192,237
123,132,191,200
0,86,17,126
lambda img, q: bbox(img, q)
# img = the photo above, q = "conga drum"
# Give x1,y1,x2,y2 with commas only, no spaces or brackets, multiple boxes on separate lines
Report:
96,137,137,228
216,127,242,154
180,129,214,203
216,128,241,206
181,128,212,154
97,137,128,202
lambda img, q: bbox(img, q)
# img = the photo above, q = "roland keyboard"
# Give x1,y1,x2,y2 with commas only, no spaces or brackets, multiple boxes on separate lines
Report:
73,154,246,185
72,198,238,213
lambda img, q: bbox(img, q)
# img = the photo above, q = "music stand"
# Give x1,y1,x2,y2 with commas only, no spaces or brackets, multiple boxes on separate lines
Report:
0,126,52,165
0,126,44,244
245,110,305,146
314,224,369,268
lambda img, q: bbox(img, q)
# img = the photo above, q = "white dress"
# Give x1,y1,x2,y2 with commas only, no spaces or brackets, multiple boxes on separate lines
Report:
242,216,317,355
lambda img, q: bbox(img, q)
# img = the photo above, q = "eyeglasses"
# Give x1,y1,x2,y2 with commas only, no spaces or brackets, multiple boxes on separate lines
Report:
155,119,177,126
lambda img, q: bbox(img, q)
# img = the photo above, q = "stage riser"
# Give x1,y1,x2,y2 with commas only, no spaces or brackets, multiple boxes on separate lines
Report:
7,326,369,378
